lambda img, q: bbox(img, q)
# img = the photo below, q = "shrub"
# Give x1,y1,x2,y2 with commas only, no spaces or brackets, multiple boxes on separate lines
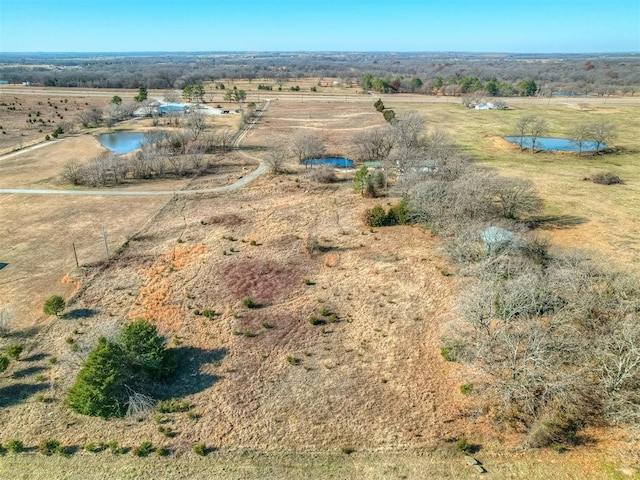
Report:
192,443,207,456
341,446,356,455
43,295,65,316
119,319,177,379
460,383,474,395
305,235,321,255
133,441,154,457
5,439,23,453
39,439,61,456
66,337,126,418
156,398,190,414
158,426,176,438
440,339,465,362
242,297,258,309
520,234,551,266
456,437,471,453
387,199,409,225
364,205,388,227
84,442,102,453
307,166,337,183
156,446,169,456
309,316,326,326
108,440,123,454
526,411,581,448
0,355,9,372
591,171,621,185
202,309,216,319
6,343,23,360
353,166,378,197
286,355,301,366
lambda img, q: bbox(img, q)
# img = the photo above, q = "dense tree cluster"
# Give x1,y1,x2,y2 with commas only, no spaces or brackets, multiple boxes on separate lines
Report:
182,83,205,102
1,52,638,96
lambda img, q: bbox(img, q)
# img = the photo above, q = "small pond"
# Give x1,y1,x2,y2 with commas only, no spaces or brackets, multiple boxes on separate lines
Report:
97,132,147,155
301,157,354,168
503,136,603,152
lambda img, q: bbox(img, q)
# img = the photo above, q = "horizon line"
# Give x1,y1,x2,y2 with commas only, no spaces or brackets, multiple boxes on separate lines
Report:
1,50,639,56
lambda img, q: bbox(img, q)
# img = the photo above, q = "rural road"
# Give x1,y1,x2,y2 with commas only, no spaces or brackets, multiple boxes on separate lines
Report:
0,101,270,196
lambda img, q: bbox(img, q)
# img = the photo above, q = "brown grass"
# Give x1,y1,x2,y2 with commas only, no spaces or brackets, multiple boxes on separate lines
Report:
222,259,301,305
0,87,638,478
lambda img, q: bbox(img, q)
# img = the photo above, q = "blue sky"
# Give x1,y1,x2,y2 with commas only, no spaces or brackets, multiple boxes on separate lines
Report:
0,0,638,53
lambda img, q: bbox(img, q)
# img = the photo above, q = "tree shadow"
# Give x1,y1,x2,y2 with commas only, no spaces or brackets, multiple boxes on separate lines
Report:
62,308,98,320
22,352,48,362
464,443,482,454
11,364,48,379
526,215,588,230
0,382,49,407
6,326,40,340
156,347,227,398
60,445,81,456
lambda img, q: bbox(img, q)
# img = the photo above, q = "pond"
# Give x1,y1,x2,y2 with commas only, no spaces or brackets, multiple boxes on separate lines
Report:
503,136,603,152
97,132,147,155
301,157,354,168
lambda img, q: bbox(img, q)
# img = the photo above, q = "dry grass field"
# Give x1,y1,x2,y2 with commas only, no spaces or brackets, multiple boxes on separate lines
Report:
377,96,640,274
0,87,639,479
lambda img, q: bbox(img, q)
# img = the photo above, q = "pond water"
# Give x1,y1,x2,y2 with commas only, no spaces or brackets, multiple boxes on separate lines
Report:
503,136,602,152
301,157,354,168
97,132,147,155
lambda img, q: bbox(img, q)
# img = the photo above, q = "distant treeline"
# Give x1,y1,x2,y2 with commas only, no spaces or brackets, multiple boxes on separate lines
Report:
0,52,638,96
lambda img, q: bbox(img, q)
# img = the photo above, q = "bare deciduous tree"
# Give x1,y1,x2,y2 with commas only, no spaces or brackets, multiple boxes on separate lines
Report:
265,142,288,174
529,117,548,152
291,131,326,163
184,110,207,141
211,128,234,150
85,152,113,186
393,110,426,149
494,177,544,220
186,142,206,172
570,123,592,156
61,159,85,185
587,121,617,153
76,107,103,128
514,115,547,152
163,90,180,103
353,125,395,164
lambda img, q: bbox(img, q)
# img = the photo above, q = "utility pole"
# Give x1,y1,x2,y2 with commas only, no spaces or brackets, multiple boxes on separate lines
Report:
102,229,110,260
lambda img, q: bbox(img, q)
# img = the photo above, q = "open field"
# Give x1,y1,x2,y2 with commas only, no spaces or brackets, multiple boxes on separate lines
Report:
1,443,636,480
0,86,639,478
375,96,640,274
